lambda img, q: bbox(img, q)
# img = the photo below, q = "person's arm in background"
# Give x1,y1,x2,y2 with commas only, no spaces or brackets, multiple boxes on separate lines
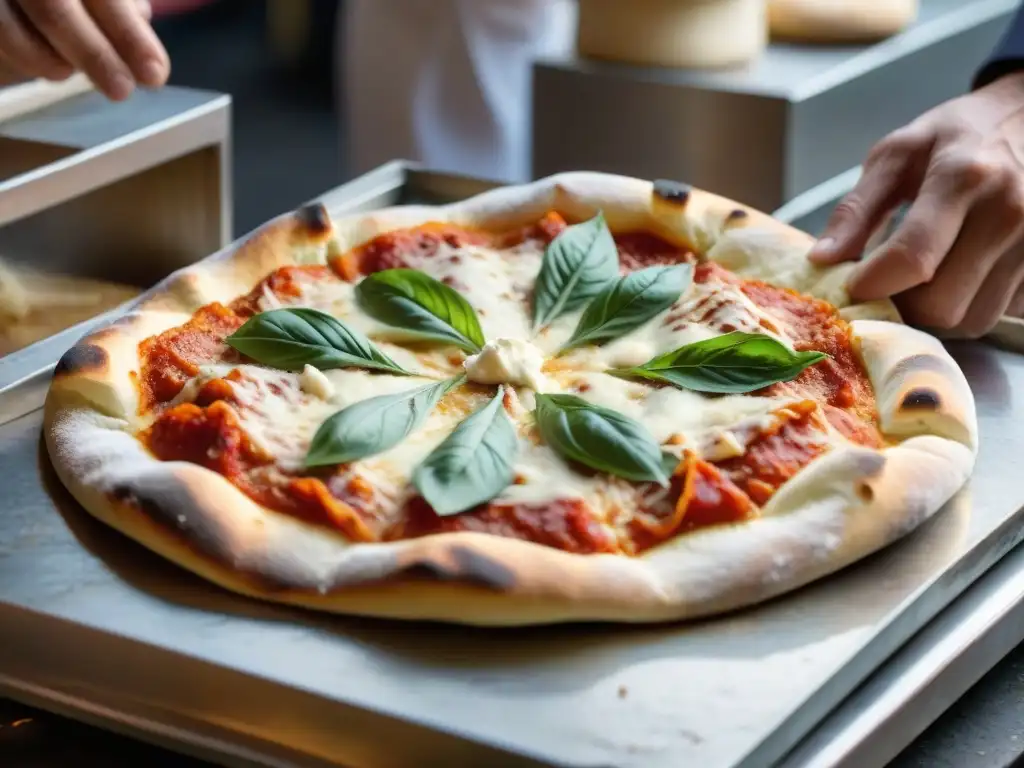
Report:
808,3,1024,337
0,0,169,100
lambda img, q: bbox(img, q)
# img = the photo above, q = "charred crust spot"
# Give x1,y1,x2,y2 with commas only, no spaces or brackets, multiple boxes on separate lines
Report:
653,179,691,207
110,482,297,592
54,343,108,378
856,482,875,504
901,387,941,411
294,204,332,237
725,208,749,226
403,546,517,591
111,485,188,534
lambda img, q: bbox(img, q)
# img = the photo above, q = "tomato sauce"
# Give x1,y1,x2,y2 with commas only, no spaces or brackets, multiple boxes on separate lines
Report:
630,453,755,552
715,402,828,505
144,399,377,540
397,497,619,554
137,304,245,409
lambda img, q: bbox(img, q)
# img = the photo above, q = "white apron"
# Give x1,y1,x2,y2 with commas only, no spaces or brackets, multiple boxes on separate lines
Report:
340,0,576,183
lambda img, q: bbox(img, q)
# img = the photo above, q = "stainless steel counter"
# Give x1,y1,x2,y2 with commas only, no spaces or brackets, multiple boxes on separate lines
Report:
533,0,1016,213
0,163,1023,768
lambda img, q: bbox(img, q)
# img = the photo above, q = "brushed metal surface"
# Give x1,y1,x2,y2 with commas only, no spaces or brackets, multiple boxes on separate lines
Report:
1,165,1023,768
532,0,1014,212
780,541,1024,768
0,332,1021,768
0,85,232,358
0,88,231,233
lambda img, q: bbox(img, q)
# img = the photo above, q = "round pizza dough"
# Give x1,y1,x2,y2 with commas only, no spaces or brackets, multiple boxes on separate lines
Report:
768,0,918,43
576,0,767,69
43,172,978,626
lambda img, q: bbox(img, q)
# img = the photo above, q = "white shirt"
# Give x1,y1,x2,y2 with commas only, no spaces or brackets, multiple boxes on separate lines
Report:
340,0,576,183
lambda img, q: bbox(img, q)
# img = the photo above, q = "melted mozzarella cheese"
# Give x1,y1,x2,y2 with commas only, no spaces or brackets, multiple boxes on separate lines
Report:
465,337,547,390
299,364,334,400
167,234,842,527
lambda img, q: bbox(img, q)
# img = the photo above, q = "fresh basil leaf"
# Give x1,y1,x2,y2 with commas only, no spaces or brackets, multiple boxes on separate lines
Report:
414,387,518,516
226,308,411,375
612,331,828,394
531,212,620,331
305,377,459,467
534,393,669,486
561,264,692,352
356,269,485,352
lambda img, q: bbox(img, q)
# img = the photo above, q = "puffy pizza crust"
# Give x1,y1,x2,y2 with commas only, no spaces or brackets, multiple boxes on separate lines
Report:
43,173,978,626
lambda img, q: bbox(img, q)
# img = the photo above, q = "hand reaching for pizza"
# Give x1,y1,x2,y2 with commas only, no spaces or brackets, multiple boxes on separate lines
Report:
808,72,1024,337
0,0,169,100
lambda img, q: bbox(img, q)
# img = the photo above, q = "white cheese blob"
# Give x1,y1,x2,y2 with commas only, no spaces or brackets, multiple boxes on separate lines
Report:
464,337,547,391
299,364,335,400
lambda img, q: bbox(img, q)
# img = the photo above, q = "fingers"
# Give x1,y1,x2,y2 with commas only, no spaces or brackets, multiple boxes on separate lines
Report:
17,0,167,101
19,0,129,99
952,244,1024,338
892,184,1024,332
808,128,931,265
0,1,74,81
87,0,168,88
846,150,991,302
1009,280,1024,318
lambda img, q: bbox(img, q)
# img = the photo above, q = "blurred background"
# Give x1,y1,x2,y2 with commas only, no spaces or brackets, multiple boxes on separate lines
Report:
153,0,343,234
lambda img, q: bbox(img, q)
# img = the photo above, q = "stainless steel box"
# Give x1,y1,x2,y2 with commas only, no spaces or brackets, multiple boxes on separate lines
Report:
0,85,232,290
532,0,1016,212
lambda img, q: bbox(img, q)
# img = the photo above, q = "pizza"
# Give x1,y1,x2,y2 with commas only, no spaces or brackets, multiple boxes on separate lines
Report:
42,173,978,626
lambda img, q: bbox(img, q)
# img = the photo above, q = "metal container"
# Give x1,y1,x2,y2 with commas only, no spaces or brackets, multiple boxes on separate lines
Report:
0,85,231,292
0,162,1022,768
532,0,1015,212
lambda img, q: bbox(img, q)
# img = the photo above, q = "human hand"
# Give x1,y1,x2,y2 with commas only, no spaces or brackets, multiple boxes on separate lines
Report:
808,72,1024,337
0,0,169,101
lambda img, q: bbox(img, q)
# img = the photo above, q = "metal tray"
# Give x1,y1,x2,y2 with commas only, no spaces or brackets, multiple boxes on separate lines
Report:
1,163,1023,768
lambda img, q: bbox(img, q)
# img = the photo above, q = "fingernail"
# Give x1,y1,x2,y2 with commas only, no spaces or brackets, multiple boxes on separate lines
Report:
808,237,835,263
138,58,168,87
108,72,135,101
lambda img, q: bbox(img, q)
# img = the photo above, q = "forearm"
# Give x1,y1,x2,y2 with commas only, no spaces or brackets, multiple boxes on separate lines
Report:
975,2,1024,89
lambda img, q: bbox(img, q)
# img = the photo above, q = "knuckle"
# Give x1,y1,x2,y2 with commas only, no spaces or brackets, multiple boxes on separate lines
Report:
827,197,865,227
1001,183,1024,221
890,230,939,283
990,167,1024,215
866,128,921,165
938,154,994,193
